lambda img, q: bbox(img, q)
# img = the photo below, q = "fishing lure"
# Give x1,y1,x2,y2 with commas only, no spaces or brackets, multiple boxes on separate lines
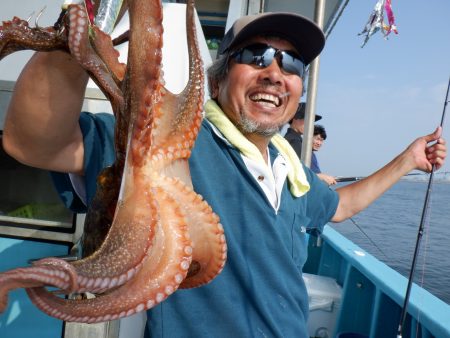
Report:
84,0,95,23
383,0,398,36
358,0,398,47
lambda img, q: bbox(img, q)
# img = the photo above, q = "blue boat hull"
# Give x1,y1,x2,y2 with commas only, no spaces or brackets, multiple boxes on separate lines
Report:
0,237,69,338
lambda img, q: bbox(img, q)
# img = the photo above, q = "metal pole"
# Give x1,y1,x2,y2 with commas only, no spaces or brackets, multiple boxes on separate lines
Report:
301,0,326,167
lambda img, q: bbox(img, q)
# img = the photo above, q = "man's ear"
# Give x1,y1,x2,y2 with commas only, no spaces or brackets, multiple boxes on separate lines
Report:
209,82,219,100
211,83,219,99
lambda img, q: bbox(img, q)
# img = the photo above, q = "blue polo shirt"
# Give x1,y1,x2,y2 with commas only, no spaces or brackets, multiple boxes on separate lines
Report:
52,112,339,338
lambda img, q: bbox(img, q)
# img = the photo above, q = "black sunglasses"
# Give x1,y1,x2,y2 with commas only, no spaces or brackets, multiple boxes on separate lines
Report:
230,43,306,78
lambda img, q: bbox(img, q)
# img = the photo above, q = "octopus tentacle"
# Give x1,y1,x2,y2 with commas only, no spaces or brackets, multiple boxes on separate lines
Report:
156,175,227,288
71,173,157,293
145,0,226,288
76,0,162,264
0,6,125,113
90,25,126,81
38,0,166,297
26,187,192,323
64,0,162,292
126,0,164,167
0,15,68,60
67,4,125,111
150,0,204,162
0,259,78,312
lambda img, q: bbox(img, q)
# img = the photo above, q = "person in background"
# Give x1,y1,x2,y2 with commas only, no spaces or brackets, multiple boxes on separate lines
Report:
284,102,321,156
311,124,336,185
284,105,336,185
2,9,447,338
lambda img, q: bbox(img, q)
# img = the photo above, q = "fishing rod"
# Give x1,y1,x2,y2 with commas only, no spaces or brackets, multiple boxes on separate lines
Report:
335,176,365,183
397,76,450,338
334,172,449,183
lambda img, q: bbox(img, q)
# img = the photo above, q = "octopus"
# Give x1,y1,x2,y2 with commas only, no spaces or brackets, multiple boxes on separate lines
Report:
0,0,227,323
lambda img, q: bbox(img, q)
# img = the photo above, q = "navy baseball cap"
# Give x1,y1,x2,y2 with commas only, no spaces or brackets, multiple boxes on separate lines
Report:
293,103,322,121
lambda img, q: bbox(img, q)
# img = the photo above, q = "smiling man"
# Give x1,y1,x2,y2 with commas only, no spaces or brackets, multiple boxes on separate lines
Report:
3,10,447,338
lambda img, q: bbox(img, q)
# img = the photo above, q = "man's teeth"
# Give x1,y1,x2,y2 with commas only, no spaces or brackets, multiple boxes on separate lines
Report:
250,93,280,106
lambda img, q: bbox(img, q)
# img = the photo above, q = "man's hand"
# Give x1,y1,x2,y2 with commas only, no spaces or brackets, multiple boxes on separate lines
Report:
317,173,337,186
404,127,447,172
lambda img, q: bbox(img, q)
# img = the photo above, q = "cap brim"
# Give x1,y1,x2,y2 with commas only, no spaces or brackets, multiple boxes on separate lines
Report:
219,12,325,65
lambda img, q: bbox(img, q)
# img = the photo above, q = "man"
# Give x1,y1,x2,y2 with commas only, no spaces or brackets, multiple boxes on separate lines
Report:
284,102,322,158
311,124,326,173
285,106,336,185
2,10,446,338
311,124,337,185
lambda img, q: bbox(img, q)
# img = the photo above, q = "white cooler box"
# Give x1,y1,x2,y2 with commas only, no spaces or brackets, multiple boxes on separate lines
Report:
303,273,343,338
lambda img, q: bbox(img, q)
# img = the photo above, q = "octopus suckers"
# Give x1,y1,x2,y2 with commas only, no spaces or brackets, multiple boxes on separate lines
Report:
136,303,145,312
86,278,95,288
118,273,127,285
180,261,190,270
77,19,86,30
156,293,165,303
100,277,110,289
93,277,103,288
175,273,184,284
110,276,119,287
127,268,135,280
165,285,174,295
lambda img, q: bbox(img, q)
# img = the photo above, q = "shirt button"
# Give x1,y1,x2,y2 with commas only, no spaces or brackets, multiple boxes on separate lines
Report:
257,175,265,181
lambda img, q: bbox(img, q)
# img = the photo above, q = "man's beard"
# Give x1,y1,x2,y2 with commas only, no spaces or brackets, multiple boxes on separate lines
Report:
237,113,281,137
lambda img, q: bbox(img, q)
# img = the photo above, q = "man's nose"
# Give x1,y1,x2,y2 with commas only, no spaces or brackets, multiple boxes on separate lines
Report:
259,58,284,84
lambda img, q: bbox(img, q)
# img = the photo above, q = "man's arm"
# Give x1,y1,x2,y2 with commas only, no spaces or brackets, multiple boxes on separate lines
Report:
2,51,89,174
332,127,446,222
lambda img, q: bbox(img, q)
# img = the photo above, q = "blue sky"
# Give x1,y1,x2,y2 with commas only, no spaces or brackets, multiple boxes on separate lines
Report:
314,0,450,177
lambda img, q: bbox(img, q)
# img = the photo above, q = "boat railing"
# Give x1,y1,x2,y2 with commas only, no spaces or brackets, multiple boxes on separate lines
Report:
304,225,450,338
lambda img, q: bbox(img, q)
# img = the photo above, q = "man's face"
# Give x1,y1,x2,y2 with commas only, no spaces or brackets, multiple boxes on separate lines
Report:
291,118,305,134
215,36,303,137
312,134,324,151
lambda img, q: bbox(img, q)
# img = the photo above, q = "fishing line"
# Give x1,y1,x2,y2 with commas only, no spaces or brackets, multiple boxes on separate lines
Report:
347,217,390,260
415,202,432,335
397,76,450,338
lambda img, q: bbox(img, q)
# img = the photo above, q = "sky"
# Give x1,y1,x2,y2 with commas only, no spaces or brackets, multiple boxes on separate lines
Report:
313,0,450,178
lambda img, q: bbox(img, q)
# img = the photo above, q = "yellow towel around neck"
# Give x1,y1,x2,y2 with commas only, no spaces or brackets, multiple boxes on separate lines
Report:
204,100,310,197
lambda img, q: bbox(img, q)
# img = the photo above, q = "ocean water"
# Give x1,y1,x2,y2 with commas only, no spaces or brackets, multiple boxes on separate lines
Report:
330,178,450,305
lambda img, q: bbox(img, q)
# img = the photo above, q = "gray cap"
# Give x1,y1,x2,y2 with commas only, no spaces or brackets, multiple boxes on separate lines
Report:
218,12,325,65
